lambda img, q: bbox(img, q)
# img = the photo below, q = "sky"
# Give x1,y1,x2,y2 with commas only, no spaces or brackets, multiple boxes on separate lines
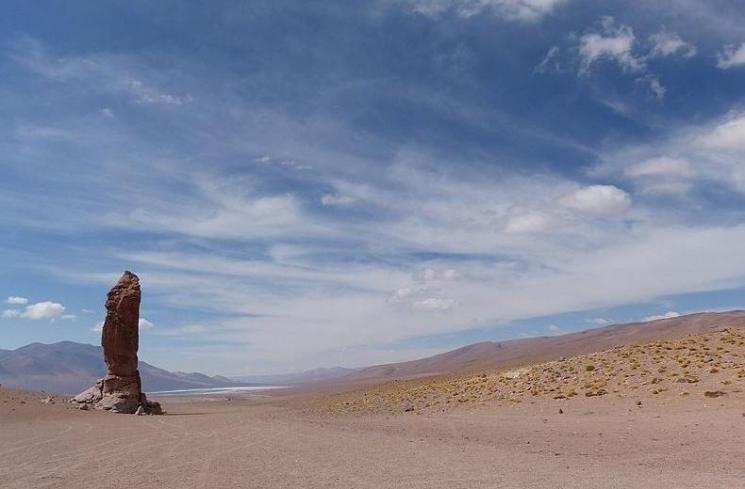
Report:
2,0,745,375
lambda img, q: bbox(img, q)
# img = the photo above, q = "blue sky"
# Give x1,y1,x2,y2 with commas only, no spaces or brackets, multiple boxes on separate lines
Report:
2,0,745,375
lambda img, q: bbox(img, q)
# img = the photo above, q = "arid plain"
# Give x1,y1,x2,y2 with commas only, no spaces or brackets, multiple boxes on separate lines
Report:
3,318,745,489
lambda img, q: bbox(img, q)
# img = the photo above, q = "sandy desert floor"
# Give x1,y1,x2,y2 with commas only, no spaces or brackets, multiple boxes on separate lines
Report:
1,384,744,489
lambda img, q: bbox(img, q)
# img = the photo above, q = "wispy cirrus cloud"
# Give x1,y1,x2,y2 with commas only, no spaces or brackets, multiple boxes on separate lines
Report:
4,0,745,375
405,0,567,21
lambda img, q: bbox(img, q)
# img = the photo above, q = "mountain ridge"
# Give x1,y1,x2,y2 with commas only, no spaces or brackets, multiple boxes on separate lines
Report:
0,341,257,394
336,310,745,384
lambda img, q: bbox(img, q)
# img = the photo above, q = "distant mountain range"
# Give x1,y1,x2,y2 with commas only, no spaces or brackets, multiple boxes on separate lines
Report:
0,341,254,394
4,311,745,394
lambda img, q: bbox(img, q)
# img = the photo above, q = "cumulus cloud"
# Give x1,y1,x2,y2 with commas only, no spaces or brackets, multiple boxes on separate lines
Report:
696,115,745,151
571,19,695,99
641,311,681,322
560,185,631,216
648,31,697,58
2,310,21,319
578,17,643,76
5,296,29,305
20,301,66,320
408,0,566,22
717,43,745,69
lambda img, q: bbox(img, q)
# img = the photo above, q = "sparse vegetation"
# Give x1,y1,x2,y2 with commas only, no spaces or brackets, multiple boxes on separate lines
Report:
325,328,745,415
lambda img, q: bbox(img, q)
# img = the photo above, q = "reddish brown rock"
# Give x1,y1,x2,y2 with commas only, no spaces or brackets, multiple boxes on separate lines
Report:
73,271,162,415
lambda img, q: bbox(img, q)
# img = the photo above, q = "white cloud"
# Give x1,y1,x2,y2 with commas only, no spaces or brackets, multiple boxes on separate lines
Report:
586,317,611,326
717,43,745,69
121,79,191,105
578,17,644,75
641,311,681,322
412,297,457,311
421,267,458,282
560,185,631,216
504,208,557,234
626,157,696,179
91,318,153,331
596,111,745,196
152,324,207,337
573,18,696,99
535,46,561,73
20,301,66,320
696,115,745,151
546,324,565,335
642,75,666,100
11,37,191,107
648,31,697,58
408,0,566,22
321,193,356,206
625,157,696,194
2,301,69,321
5,296,29,305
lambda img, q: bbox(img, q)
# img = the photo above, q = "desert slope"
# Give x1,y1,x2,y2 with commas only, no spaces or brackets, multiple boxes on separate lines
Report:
341,310,745,383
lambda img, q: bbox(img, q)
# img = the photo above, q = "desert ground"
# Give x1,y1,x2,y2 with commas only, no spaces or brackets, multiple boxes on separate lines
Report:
2,329,745,489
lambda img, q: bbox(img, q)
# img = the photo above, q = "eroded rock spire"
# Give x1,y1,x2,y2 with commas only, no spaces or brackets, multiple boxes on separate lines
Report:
73,271,162,414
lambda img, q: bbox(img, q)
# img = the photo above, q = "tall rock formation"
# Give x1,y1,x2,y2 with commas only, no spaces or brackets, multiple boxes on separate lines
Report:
73,271,162,414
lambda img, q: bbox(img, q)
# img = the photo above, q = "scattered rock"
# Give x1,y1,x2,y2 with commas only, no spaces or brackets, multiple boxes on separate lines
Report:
558,408,563,414
704,391,727,398
40,396,55,405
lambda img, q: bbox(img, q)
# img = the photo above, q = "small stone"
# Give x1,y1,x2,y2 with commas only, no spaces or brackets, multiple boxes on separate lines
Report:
558,408,564,414
704,390,727,398
40,396,55,405
78,403,89,411
134,406,145,416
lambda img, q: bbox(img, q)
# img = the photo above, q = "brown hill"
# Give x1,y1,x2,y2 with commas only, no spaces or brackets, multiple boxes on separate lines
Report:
340,310,745,383
327,325,745,415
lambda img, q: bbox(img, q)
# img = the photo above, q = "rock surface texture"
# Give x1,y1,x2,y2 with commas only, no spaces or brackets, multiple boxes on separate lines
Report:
73,271,162,414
